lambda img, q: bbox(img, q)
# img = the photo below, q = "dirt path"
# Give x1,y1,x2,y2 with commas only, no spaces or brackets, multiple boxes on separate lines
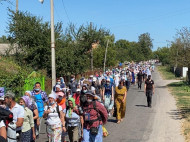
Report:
146,69,184,142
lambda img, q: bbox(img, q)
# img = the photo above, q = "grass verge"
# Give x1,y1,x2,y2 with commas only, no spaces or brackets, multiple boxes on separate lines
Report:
157,66,177,80
167,81,190,141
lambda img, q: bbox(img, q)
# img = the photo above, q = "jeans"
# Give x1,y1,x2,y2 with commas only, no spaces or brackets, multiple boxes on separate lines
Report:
82,125,102,142
138,81,142,89
146,90,153,107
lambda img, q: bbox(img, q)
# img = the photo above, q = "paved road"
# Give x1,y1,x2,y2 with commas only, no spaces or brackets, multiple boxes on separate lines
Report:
104,68,184,142
37,68,184,142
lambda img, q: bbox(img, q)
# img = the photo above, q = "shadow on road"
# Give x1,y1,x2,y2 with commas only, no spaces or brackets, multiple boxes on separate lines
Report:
167,107,190,120
155,85,167,88
138,91,144,92
107,118,117,123
135,105,147,107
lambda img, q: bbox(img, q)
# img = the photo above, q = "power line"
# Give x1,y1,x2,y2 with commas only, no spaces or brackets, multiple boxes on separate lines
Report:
110,7,190,28
61,0,71,23
54,2,61,22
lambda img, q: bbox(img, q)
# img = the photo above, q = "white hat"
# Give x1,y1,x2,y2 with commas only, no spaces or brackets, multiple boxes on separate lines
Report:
93,77,97,82
106,78,110,82
90,75,93,78
55,84,61,89
48,93,57,100
76,88,81,92
0,96,4,101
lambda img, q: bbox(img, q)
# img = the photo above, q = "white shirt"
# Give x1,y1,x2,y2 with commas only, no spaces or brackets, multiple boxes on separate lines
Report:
44,104,62,126
10,103,24,131
115,74,120,87
0,120,5,128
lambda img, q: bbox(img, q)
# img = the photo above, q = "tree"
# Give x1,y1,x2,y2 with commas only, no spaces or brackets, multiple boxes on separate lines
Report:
138,33,153,60
7,9,62,75
172,27,190,82
153,47,171,65
0,35,9,43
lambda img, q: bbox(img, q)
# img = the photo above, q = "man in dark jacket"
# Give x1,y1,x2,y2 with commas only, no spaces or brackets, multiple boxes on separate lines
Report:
144,75,155,108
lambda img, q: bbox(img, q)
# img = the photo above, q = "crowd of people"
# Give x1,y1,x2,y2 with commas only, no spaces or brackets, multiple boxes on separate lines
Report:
0,61,156,142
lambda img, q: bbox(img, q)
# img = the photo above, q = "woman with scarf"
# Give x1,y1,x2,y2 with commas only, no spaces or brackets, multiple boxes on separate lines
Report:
62,97,83,142
19,96,36,142
43,93,64,142
56,91,66,110
25,91,39,141
115,80,127,124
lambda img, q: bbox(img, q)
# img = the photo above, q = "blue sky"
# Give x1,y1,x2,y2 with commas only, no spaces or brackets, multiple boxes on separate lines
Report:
1,0,190,51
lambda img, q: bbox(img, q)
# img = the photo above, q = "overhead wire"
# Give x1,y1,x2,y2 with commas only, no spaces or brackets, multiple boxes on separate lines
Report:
61,0,71,23
54,2,62,22
110,7,190,28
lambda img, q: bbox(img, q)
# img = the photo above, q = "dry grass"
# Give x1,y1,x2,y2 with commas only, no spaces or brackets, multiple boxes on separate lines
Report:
168,82,190,142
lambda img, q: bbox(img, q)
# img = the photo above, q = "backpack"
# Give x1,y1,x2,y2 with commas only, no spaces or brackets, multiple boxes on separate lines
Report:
0,107,13,127
83,101,102,125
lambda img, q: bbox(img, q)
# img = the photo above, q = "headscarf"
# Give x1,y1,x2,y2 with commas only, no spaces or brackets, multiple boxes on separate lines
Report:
21,96,31,107
67,97,76,117
25,91,32,97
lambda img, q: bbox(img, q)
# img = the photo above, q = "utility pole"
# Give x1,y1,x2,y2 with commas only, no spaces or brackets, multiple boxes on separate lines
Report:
91,47,93,71
39,0,56,87
90,22,93,71
50,0,56,87
16,0,18,12
104,39,109,72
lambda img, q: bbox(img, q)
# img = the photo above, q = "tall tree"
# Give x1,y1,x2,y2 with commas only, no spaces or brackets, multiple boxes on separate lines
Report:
138,33,153,60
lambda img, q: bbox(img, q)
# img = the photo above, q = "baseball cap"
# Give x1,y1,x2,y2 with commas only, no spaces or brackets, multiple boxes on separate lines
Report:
85,90,95,97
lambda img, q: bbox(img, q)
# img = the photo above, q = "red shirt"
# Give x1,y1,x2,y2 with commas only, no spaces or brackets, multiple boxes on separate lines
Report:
73,93,80,106
83,101,108,129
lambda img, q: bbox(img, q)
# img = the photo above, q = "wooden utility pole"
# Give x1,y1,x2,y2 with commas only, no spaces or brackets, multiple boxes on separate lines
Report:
16,0,18,12
90,22,93,71
104,39,109,72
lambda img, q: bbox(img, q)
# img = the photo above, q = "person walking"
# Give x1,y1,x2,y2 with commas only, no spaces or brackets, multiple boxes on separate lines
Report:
24,91,39,142
137,70,143,90
115,80,127,124
82,91,108,142
4,91,24,141
31,82,48,135
68,75,78,94
43,93,64,142
102,78,114,116
56,92,66,110
19,96,36,142
144,75,155,108
62,97,83,142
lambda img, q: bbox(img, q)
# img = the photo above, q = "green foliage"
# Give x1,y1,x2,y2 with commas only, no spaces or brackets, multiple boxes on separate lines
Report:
0,35,9,43
153,47,171,65
0,57,30,98
6,9,155,80
138,33,153,60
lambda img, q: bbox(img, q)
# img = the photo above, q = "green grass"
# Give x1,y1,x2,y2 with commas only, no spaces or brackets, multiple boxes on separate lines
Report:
168,81,190,141
157,66,177,80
